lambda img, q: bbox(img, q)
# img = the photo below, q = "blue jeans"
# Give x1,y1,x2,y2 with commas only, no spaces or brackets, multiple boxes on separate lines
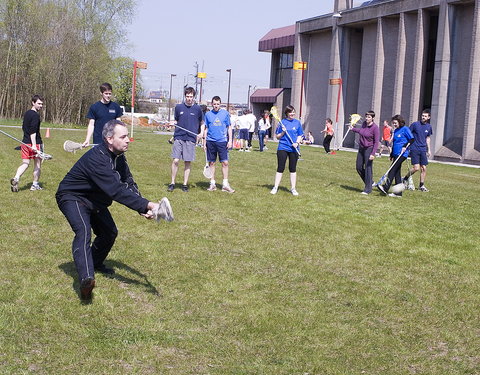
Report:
58,199,118,281
258,130,266,151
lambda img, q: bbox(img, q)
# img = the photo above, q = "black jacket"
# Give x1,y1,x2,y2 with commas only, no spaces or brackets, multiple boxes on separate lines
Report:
56,143,149,213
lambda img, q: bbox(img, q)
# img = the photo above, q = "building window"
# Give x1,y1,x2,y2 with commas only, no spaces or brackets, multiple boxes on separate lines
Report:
275,52,293,88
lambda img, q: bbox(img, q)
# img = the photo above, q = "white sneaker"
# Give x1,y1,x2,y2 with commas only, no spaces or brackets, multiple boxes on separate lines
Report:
291,189,299,196
264,146,268,150
388,193,402,198
238,149,244,152
222,185,235,193
30,184,43,191
245,149,251,152
270,186,278,195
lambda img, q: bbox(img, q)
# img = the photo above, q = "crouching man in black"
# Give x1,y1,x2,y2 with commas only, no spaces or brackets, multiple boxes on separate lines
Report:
56,120,172,300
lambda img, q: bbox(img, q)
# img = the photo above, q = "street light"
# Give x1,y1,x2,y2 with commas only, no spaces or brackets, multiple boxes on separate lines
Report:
226,69,231,112
247,85,251,111
168,73,176,122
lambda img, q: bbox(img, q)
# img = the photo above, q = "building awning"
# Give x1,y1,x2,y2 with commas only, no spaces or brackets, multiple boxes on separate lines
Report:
250,88,284,103
258,25,295,52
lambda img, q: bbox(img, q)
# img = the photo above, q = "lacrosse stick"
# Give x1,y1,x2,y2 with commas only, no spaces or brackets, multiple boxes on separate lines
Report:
270,106,301,156
151,197,174,222
63,140,97,153
375,143,411,187
0,129,52,160
203,150,213,179
336,113,362,150
171,123,201,138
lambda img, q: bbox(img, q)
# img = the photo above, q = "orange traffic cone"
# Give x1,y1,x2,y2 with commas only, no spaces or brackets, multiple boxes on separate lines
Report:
45,128,50,138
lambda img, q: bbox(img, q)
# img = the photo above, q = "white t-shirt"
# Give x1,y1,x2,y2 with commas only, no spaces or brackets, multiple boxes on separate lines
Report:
258,118,271,131
238,115,250,130
246,113,256,132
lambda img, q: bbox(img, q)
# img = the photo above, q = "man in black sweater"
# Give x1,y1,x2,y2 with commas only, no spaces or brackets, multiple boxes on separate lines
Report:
10,95,44,192
56,120,173,300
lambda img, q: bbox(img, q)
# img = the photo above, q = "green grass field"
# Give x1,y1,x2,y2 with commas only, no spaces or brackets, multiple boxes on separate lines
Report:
1,126,479,374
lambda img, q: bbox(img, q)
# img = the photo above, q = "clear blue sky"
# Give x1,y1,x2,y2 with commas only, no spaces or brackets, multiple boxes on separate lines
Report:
125,1,361,103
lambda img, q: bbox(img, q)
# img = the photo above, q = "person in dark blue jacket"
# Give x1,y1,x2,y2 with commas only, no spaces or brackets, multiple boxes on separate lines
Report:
56,120,172,300
377,114,414,197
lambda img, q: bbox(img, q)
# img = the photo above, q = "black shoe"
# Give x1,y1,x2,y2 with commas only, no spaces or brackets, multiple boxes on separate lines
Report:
80,277,95,300
167,183,175,192
376,184,387,195
181,184,189,192
94,264,115,275
168,139,173,144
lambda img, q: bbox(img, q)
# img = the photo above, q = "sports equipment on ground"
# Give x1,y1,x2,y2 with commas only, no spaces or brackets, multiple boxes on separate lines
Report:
337,113,362,150
270,106,301,156
203,151,213,179
375,144,411,187
0,129,52,160
63,140,97,153
152,197,174,222
391,182,406,194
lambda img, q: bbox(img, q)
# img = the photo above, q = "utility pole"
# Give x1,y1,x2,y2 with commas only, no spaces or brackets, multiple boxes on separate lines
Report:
194,61,199,97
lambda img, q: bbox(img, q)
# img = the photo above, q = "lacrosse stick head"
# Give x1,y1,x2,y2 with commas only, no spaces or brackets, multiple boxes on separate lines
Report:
270,106,281,121
36,149,52,160
63,140,83,153
152,197,174,222
349,114,362,127
203,164,213,179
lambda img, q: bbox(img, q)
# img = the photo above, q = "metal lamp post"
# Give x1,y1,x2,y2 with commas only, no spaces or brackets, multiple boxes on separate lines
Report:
226,69,231,112
168,73,176,122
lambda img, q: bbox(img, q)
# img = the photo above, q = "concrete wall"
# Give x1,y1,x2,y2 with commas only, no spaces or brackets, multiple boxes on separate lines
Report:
303,31,332,138
443,3,474,155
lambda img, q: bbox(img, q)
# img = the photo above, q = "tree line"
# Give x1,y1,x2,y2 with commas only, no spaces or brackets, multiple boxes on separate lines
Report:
0,0,139,124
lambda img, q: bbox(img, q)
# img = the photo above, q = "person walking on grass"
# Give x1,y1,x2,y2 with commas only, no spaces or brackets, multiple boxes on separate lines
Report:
402,109,433,192
56,120,173,300
321,118,334,153
83,82,124,147
258,112,271,152
237,110,250,152
167,87,204,192
10,95,45,192
378,119,393,157
349,110,380,195
270,105,304,196
202,96,235,193
376,114,414,197
246,109,257,149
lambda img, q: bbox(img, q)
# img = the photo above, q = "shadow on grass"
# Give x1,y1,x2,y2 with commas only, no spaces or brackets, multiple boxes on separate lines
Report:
260,184,290,193
59,259,161,301
340,184,363,192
